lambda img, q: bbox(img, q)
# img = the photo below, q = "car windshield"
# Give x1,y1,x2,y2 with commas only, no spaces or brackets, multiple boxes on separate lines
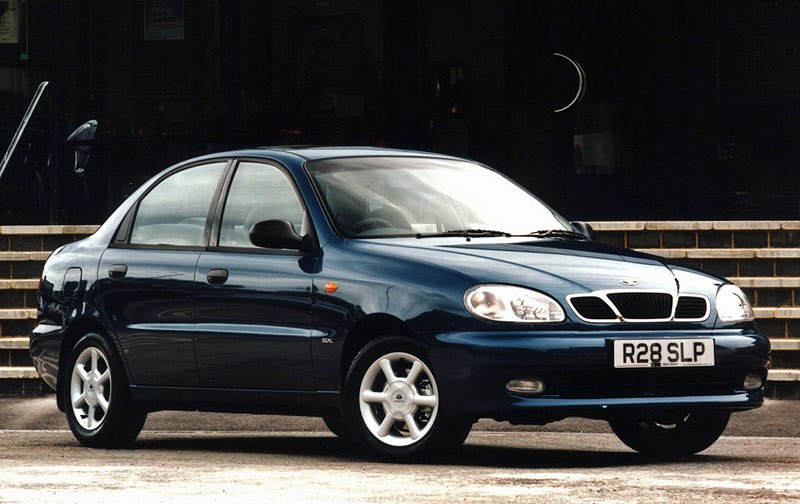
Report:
306,156,572,238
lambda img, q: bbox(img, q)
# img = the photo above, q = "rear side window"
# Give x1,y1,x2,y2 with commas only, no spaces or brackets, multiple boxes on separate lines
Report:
129,162,226,246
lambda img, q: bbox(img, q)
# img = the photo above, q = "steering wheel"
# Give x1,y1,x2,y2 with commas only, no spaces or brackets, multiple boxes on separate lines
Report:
351,217,394,234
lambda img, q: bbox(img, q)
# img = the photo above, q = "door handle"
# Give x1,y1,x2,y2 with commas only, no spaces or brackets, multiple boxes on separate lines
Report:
207,268,229,285
108,264,127,280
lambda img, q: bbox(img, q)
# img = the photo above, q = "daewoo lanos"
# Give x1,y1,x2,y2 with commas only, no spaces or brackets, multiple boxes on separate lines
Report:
31,147,769,458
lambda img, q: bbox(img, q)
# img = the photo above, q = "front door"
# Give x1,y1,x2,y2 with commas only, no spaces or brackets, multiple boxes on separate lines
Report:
194,160,316,390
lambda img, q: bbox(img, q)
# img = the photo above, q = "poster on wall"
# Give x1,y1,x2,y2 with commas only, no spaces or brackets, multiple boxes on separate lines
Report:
0,0,20,44
145,0,184,41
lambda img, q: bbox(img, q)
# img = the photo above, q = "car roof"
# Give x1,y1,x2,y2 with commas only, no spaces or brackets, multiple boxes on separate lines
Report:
260,146,467,161
189,146,467,164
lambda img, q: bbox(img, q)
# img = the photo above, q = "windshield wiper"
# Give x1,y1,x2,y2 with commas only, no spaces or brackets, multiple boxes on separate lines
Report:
415,229,512,239
526,229,586,239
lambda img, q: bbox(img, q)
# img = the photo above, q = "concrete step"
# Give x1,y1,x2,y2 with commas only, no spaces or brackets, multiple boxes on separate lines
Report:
0,310,37,325
731,277,800,288
0,337,28,350
0,225,97,254
591,220,800,232
638,248,800,259
753,307,800,319
0,309,37,320
0,252,49,280
768,369,800,382
0,310,37,340
0,279,39,289
0,279,39,312
771,338,800,351
0,367,38,379
0,251,52,261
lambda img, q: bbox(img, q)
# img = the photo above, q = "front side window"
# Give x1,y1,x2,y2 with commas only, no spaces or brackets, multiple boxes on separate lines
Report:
129,162,226,246
306,157,571,237
218,162,306,248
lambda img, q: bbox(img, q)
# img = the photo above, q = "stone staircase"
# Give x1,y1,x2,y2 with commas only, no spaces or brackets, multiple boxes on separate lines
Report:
592,221,800,398
1,222,798,397
0,226,97,394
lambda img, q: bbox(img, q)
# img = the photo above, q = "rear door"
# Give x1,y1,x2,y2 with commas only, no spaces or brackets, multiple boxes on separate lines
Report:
97,161,228,386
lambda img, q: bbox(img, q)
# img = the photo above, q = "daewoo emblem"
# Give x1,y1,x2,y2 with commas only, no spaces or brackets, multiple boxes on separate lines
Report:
618,279,640,286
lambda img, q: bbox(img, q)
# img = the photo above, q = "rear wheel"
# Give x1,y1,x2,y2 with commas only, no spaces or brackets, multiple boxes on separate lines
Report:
609,411,730,456
343,336,472,459
64,333,147,448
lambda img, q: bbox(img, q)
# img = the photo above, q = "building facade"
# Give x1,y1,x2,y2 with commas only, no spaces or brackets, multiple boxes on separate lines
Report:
0,0,798,224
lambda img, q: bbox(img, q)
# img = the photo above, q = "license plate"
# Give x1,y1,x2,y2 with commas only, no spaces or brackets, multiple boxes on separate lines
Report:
613,338,715,368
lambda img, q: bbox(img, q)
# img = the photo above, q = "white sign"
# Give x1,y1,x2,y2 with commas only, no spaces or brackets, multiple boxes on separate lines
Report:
0,0,19,45
145,0,184,41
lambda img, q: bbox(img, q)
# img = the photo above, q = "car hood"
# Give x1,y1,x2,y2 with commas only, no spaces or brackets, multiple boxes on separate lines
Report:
350,237,709,297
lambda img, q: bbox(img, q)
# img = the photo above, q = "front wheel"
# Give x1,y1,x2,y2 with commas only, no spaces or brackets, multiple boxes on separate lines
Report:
343,336,472,459
64,333,147,448
609,411,730,457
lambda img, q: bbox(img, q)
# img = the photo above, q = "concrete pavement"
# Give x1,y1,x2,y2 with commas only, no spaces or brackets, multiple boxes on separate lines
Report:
0,430,798,503
1,396,799,437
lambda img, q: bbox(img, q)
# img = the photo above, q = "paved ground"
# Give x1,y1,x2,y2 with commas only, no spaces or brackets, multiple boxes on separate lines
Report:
0,397,798,503
2,396,800,437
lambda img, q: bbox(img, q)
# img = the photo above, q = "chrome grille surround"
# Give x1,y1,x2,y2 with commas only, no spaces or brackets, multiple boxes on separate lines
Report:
566,290,710,323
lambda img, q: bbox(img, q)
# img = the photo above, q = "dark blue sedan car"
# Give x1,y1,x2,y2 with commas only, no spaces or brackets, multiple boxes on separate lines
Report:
31,147,769,458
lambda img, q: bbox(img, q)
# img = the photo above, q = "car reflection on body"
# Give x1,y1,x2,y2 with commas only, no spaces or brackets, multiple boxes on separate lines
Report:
30,147,769,458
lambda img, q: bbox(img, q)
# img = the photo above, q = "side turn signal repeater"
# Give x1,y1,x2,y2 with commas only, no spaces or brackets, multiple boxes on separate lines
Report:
324,282,338,293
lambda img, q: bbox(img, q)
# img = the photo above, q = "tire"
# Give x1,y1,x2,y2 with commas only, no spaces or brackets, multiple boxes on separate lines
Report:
322,414,351,439
343,336,473,459
63,333,147,448
609,410,730,457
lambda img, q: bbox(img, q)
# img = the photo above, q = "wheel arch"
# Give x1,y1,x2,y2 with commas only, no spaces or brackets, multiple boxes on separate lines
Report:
339,313,417,388
55,317,118,411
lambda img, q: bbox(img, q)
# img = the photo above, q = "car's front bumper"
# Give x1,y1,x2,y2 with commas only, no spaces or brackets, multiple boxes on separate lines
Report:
422,328,769,422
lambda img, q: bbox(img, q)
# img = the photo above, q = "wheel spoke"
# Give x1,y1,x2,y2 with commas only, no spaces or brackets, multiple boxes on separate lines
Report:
415,394,437,408
90,349,100,374
404,361,423,385
377,414,395,437
361,390,386,404
97,369,110,385
72,393,86,409
75,364,90,382
97,395,110,413
86,405,95,429
379,358,397,382
404,414,421,439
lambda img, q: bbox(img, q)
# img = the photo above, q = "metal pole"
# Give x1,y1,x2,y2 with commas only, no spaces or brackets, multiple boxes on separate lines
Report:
0,80,49,184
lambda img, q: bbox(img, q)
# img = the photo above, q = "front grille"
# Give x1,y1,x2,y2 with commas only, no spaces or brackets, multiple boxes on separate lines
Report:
569,296,616,320
607,292,673,320
675,296,709,320
568,291,711,322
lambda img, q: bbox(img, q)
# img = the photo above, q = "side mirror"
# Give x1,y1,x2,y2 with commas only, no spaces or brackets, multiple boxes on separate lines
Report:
249,219,312,252
570,221,595,240
65,119,98,175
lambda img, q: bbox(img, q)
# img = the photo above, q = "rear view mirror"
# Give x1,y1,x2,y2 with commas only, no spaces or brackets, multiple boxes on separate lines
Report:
250,219,312,252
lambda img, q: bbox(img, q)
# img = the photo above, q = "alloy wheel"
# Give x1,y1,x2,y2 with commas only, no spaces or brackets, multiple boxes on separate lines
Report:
358,351,439,447
69,346,112,431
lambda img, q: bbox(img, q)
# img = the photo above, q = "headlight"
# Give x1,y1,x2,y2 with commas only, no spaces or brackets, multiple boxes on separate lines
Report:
715,284,754,322
464,285,565,323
